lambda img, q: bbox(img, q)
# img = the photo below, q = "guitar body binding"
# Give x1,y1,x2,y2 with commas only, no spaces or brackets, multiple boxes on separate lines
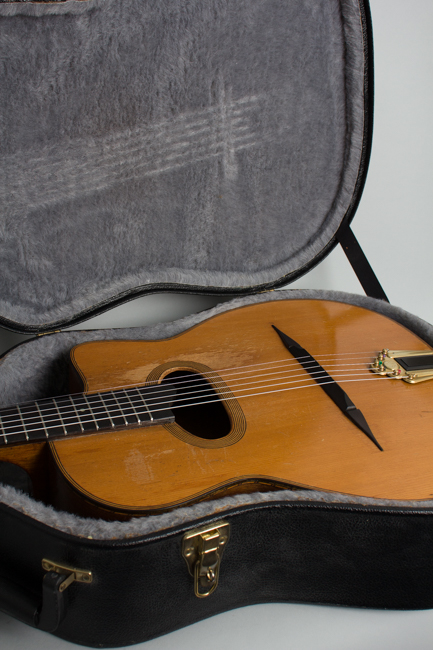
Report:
36,300,433,518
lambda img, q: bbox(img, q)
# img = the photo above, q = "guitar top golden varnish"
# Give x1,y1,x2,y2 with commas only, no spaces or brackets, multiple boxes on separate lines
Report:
1,300,433,519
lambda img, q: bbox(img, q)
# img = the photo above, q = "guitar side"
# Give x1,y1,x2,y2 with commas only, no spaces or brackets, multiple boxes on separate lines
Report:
48,300,433,518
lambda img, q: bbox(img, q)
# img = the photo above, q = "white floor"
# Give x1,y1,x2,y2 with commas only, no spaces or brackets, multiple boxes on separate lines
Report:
2,602,433,650
1,1,433,648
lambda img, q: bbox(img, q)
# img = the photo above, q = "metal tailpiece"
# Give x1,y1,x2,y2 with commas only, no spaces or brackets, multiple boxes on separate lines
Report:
370,349,433,384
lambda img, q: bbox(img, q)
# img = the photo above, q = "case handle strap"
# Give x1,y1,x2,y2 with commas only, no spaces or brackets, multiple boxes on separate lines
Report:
0,570,72,633
35,571,69,632
338,225,389,302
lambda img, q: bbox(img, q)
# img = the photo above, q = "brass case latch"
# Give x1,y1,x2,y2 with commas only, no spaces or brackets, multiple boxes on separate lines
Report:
42,559,93,592
182,521,230,598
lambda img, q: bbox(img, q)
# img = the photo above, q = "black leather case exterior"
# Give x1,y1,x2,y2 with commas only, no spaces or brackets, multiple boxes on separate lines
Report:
1,499,433,647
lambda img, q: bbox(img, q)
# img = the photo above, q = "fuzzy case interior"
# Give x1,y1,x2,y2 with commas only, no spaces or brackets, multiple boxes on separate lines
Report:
2,0,431,540
1,289,433,540
0,0,366,329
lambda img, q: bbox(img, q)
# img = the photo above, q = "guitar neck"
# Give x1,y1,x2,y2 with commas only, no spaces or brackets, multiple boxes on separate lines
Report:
0,384,175,447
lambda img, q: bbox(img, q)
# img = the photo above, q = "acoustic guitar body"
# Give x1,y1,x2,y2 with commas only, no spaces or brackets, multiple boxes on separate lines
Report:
49,300,433,518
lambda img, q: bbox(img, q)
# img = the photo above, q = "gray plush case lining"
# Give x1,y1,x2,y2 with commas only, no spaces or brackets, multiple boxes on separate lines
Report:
1,289,433,541
2,1,428,545
0,0,366,328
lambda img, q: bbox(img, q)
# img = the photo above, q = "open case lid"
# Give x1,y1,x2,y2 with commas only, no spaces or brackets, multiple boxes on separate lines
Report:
0,0,372,333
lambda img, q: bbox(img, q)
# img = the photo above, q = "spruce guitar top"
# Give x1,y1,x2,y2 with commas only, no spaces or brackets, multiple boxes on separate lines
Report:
0,300,433,520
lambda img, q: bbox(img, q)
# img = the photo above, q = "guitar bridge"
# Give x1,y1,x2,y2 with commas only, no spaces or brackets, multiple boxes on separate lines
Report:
371,349,433,384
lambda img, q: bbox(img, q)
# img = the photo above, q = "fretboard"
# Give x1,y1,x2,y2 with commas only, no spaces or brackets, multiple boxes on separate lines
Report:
0,384,175,447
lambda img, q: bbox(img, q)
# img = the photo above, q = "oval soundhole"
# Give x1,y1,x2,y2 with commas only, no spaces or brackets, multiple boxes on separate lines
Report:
162,371,231,440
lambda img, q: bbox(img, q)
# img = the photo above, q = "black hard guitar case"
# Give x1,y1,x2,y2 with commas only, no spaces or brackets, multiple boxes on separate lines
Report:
1,1,433,647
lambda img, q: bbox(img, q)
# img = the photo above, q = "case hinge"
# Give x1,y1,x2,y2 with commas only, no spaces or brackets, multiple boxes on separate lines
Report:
42,559,93,592
182,521,230,598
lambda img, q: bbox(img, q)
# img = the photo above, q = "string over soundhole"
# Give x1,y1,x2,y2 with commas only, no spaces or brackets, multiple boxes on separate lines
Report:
146,361,246,449
162,371,230,440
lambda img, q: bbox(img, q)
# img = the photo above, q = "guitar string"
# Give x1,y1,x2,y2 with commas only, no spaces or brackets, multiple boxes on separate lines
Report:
0,345,405,434
0,353,371,412
92,356,375,394
0,362,375,431
1,376,387,442
0,351,377,419
0,371,388,440
0,375,382,441
70,352,377,393
0,356,390,432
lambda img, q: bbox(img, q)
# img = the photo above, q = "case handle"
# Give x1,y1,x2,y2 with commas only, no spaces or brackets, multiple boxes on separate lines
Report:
0,560,92,632
0,570,67,632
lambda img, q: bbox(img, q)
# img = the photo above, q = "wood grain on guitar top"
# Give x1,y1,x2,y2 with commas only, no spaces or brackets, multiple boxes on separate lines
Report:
45,300,433,516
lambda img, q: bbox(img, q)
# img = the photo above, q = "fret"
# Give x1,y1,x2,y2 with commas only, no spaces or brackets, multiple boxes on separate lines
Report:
122,389,142,424
0,407,27,445
0,384,174,448
68,395,96,433
83,393,113,430
99,392,127,427
40,398,70,437
35,401,49,439
16,405,29,441
54,396,83,435
128,388,152,423
101,395,115,428
143,383,176,421
111,391,134,425
113,391,139,425
68,396,85,433
20,402,49,442
0,414,8,445
82,394,99,430
52,397,69,436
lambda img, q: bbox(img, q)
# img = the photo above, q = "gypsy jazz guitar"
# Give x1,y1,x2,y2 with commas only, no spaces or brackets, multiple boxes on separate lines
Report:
0,300,432,520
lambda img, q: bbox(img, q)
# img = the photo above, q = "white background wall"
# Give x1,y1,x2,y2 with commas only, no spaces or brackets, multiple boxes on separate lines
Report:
1,2,433,649
290,0,433,322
